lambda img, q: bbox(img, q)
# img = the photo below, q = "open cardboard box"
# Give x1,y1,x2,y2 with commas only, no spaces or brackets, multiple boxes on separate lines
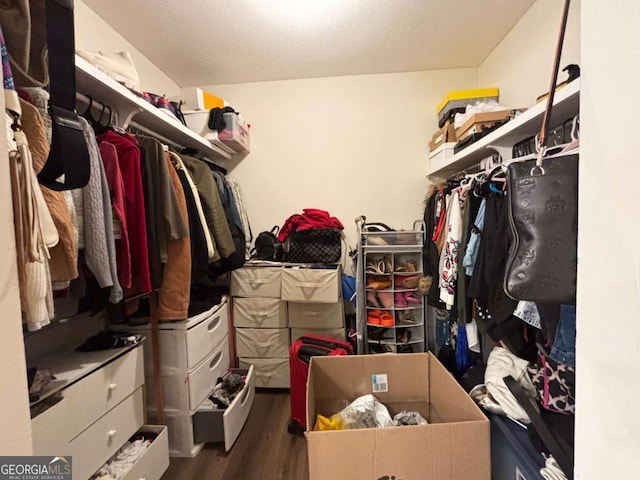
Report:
306,353,490,480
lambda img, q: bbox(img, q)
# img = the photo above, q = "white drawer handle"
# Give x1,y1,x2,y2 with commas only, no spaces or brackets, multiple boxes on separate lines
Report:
108,430,117,440
207,316,221,332
107,383,118,392
246,279,269,285
247,310,268,318
240,384,251,405
257,371,275,378
209,351,223,370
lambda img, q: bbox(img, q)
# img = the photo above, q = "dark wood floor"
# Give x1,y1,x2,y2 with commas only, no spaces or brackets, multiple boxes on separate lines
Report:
161,391,309,480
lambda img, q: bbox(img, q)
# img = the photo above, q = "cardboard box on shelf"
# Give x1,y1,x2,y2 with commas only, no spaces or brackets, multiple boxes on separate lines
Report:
429,122,457,152
455,109,518,143
306,353,490,480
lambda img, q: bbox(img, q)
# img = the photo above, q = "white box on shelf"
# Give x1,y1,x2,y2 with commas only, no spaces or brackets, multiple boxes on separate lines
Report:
428,142,457,173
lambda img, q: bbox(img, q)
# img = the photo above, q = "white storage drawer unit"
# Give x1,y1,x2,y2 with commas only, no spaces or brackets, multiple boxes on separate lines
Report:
281,268,340,303
239,357,290,389
235,328,290,358
145,339,230,412
288,301,344,328
31,346,155,480
70,387,144,480
192,366,256,451
231,267,282,298
133,301,229,371
233,297,287,328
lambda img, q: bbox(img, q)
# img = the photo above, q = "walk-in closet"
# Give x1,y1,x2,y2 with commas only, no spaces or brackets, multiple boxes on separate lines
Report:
1,1,638,479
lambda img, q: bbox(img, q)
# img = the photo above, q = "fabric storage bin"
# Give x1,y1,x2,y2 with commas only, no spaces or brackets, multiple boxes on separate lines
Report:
144,340,230,412
233,297,287,328
238,357,290,389
290,327,346,343
231,267,282,298
281,268,340,303
287,301,343,328
218,112,250,153
235,328,290,358
111,425,169,480
192,366,255,451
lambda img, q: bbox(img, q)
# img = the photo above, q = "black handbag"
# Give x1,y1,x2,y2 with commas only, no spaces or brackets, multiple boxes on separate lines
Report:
504,154,578,302
285,228,342,264
504,0,577,303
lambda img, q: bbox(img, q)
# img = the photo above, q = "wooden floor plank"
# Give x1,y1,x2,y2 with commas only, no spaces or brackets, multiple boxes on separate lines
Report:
161,391,309,480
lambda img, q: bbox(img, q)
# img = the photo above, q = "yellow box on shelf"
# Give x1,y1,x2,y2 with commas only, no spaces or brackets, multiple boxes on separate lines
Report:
436,87,500,114
176,87,225,111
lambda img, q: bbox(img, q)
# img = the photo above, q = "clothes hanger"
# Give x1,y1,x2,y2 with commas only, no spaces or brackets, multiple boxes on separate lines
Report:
560,115,579,153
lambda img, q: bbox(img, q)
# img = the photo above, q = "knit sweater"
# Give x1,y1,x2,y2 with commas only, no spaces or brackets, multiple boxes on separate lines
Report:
79,117,117,296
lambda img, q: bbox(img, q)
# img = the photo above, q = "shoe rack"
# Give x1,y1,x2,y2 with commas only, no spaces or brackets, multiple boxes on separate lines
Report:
355,222,426,354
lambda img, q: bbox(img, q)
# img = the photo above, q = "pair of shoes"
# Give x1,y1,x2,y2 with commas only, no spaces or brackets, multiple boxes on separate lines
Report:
394,259,418,272
397,311,419,325
366,278,392,290
394,275,421,289
366,260,386,274
367,291,393,308
394,291,422,308
367,310,394,327
397,344,413,353
397,329,412,343
368,327,393,341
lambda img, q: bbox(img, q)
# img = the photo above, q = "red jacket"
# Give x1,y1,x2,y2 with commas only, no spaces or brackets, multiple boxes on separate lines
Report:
278,208,344,242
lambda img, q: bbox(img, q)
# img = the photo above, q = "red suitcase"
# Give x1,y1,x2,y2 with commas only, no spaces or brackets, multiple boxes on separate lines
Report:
288,334,353,435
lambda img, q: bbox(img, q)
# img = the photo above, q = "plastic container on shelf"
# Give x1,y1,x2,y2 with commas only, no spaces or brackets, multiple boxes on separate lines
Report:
219,112,250,153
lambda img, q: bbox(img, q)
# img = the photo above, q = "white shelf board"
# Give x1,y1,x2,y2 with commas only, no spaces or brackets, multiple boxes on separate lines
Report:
426,79,580,177
75,56,231,162
30,342,143,409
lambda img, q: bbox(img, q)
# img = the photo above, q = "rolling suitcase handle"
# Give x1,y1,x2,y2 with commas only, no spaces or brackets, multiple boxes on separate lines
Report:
298,336,352,354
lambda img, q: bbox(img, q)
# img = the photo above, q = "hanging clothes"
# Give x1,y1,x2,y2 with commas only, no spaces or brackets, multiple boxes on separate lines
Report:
157,154,191,321
5,84,54,329
170,152,215,260
78,117,123,303
171,154,209,275
20,98,78,283
180,154,235,260
99,141,131,291
135,137,188,264
226,175,252,259
138,144,162,289
97,130,151,295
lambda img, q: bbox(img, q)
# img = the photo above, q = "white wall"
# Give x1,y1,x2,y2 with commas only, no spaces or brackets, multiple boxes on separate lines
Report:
478,0,581,108
577,3,640,479
74,0,180,97
203,68,477,255
0,91,32,455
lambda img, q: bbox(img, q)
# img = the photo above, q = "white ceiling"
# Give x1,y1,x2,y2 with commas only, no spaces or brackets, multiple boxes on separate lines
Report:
84,0,535,87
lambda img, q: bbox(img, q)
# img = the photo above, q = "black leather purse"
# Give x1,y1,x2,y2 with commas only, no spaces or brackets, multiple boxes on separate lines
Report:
504,0,578,303
504,154,578,302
